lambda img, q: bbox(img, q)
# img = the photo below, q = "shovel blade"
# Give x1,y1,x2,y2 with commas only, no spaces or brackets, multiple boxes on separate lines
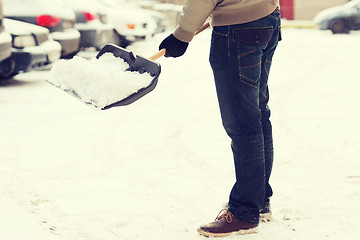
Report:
96,44,161,109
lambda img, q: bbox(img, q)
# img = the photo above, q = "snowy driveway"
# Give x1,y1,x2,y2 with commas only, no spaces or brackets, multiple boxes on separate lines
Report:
1,28,359,240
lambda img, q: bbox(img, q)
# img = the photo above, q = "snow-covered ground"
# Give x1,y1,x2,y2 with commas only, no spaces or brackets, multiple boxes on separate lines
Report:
0,28,359,240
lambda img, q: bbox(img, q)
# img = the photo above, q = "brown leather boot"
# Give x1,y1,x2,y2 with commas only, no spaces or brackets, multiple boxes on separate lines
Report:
197,209,258,237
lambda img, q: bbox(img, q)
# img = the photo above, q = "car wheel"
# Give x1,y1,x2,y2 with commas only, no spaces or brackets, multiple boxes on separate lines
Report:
62,52,78,59
113,30,132,48
330,19,349,34
0,71,18,80
0,58,16,79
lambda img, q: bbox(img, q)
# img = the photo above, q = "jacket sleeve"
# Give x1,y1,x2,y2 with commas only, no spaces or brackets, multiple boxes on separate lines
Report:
174,0,218,42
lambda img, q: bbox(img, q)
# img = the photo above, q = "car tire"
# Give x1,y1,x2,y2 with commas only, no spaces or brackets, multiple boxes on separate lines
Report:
330,19,349,34
0,58,16,79
113,30,132,48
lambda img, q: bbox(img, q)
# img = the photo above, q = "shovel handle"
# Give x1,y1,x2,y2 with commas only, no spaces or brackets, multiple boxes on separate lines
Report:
149,22,211,61
195,21,211,35
149,49,166,61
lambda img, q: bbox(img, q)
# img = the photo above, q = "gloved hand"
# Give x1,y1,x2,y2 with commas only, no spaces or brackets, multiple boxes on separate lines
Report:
159,34,189,58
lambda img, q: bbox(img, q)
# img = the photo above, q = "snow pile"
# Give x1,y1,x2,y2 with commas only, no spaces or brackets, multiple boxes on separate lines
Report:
47,53,153,109
2,29,360,240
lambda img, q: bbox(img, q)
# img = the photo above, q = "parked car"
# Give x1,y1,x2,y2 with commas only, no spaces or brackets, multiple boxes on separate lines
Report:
314,0,360,34
0,0,11,78
0,19,61,78
2,0,80,57
141,8,169,34
58,0,116,50
93,0,160,46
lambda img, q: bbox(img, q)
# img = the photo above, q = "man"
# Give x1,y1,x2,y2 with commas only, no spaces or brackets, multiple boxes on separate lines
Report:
159,0,281,237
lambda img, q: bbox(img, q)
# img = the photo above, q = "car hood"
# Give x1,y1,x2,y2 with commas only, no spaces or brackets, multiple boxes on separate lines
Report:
60,0,108,15
314,4,358,23
106,5,157,28
3,0,75,20
4,18,49,35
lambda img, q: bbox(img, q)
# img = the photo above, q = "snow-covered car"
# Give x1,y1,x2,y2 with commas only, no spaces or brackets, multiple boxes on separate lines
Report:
141,8,169,34
0,0,12,74
150,2,183,29
0,19,61,78
2,0,80,57
314,0,360,34
93,0,159,46
58,0,116,50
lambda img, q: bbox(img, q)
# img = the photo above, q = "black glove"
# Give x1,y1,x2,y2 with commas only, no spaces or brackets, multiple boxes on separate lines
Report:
159,34,189,58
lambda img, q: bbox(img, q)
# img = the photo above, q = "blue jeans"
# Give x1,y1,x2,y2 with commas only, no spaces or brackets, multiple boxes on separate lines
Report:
209,9,281,223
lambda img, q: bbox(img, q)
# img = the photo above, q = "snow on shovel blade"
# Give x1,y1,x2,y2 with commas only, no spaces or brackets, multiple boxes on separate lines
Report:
96,44,161,109
46,44,161,110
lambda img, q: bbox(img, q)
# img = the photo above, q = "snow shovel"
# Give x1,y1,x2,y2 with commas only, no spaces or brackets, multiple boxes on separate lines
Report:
94,22,210,109
47,22,210,110
95,45,161,109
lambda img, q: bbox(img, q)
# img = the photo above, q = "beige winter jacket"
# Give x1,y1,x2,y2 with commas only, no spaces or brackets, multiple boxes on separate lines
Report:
174,0,280,42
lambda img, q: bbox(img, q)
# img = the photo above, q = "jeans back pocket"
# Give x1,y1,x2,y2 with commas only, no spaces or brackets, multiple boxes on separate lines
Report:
233,27,273,46
234,27,274,88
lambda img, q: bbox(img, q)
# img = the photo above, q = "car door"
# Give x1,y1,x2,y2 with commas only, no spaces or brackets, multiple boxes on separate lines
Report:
354,5,360,29
0,0,11,62
349,1,360,30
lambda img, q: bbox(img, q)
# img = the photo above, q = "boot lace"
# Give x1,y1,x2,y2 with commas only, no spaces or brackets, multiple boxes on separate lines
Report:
215,209,234,223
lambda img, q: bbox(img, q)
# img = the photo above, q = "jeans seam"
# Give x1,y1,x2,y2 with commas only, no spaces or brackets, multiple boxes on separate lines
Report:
227,26,231,57
263,59,272,79
237,48,262,88
212,30,228,37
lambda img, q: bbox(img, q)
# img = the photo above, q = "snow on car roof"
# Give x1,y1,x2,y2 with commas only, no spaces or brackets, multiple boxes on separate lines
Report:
2,0,75,20
4,18,49,35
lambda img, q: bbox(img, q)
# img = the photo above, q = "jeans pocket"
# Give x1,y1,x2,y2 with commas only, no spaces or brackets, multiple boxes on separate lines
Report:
234,27,273,88
238,55,262,88
234,27,273,46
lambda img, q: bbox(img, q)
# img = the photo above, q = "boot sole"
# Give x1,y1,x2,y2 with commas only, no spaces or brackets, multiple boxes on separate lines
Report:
260,212,272,222
197,227,258,238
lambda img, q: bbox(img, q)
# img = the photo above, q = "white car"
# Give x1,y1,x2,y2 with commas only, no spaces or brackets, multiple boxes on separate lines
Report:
57,0,116,50
1,19,61,78
314,0,360,34
0,0,14,78
93,0,159,46
3,0,80,57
